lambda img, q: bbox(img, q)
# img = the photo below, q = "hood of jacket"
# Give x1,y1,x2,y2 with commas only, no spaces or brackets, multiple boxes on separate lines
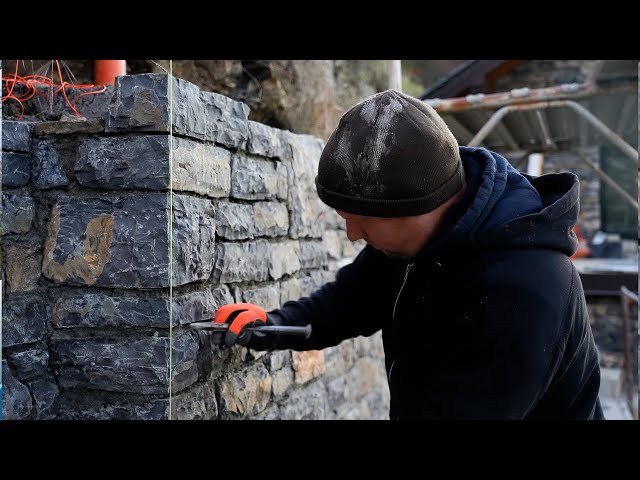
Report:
417,146,580,261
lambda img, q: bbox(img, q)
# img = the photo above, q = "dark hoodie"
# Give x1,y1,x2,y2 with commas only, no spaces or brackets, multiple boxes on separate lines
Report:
252,147,604,420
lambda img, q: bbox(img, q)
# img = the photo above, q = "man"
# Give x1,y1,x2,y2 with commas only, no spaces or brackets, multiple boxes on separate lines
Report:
213,90,604,420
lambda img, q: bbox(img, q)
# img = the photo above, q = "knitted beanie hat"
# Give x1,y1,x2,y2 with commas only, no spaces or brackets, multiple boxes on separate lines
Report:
315,89,464,217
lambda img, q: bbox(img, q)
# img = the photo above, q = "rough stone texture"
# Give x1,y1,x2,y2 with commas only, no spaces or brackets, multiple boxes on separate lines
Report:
2,151,31,187
51,332,198,394
278,380,328,420
246,121,292,160
107,73,169,132
215,201,255,240
280,270,325,304
233,284,281,312
276,161,288,201
323,230,344,260
218,363,273,418
10,348,49,381
298,240,328,269
322,209,345,231
31,139,69,189
200,89,250,148
210,284,235,310
40,194,213,288
2,361,33,420
252,404,281,420
52,293,169,329
172,136,231,198
172,77,207,140
2,192,35,235
231,153,279,200
171,194,216,286
28,378,60,419
4,239,42,293
2,298,47,347
56,391,169,420
173,290,216,326
1,120,31,151
75,135,170,190
253,202,289,237
106,74,250,148
41,194,167,288
268,350,291,372
285,133,327,239
213,240,270,283
271,367,294,398
292,350,325,384
269,241,301,280
33,120,103,136
171,381,218,420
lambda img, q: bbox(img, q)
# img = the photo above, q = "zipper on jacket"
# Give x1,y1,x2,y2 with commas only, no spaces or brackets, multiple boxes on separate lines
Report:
388,262,414,383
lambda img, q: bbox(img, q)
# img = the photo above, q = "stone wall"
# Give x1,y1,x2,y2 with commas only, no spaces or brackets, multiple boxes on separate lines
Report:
1,73,389,420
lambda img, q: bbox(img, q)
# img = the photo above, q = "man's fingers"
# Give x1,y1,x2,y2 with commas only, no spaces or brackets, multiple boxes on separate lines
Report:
214,303,266,324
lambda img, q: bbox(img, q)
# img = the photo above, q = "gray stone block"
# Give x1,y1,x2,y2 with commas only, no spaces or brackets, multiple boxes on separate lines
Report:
245,121,291,160
31,139,69,189
4,239,42,293
2,151,30,187
172,136,231,197
322,209,345,230
33,120,103,136
2,192,34,235
279,380,328,420
269,240,301,280
253,202,289,237
56,392,168,420
271,367,294,399
200,90,249,148
107,73,169,132
285,132,326,239
268,350,291,372
230,153,279,200
173,290,216,326
2,298,47,347
10,348,49,381
218,363,272,418
171,381,218,420
1,120,31,151
28,378,59,419
323,230,343,260
42,194,168,288
2,361,33,420
215,201,255,240
276,161,288,201
234,284,281,312
52,293,170,328
171,194,216,286
280,271,325,304
51,332,199,394
172,77,207,140
213,240,270,283
298,240,328,269
211,284,235,310
75,135,170,190
251,404,280,420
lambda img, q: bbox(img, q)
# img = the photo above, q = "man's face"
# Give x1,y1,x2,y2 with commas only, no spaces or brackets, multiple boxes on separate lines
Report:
335,209,445,260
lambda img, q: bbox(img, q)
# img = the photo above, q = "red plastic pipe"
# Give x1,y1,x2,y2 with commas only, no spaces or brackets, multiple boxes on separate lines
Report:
94,60,126,85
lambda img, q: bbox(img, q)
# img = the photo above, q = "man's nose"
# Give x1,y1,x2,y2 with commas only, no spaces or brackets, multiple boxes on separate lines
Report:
346,221,365,242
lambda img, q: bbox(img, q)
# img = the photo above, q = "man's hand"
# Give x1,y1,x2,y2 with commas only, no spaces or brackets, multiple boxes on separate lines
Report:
213,303,267,347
